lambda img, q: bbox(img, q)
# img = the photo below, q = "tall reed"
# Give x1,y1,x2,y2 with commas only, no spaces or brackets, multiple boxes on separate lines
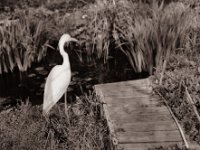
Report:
113,1,191,75
0,0,195,75
0,15,49,74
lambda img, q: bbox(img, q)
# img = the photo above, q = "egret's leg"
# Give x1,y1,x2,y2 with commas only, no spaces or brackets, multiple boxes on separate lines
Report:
57,104,62,117
64,92,67,114
64,92,70,125
44,113,49,123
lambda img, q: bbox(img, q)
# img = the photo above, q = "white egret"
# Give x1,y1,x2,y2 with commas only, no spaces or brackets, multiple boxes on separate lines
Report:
43,34,78,115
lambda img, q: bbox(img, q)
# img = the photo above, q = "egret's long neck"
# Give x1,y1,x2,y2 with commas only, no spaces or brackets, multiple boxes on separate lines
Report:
59,41,70,67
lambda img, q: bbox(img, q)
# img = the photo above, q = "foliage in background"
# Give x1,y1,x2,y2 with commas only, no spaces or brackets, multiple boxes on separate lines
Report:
113,1,192,74
0,0,95,11
0,15,49,73
0,0,199,74
68,0,195,74
71,1,114,65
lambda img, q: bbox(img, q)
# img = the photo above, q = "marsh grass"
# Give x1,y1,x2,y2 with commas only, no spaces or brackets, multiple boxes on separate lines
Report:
66,1,115,65
0,93,110,150
0,15,49,74
0,0,197,75
67,0,195,74
113,1,192,75
0,0,96,73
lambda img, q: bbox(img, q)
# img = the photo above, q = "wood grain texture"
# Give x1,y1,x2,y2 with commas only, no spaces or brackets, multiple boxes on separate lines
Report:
94,78,183,150
114,121,178,132
117,142,183,150
117,130,182,143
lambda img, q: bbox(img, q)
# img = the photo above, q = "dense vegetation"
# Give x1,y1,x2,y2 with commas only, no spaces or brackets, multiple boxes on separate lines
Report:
0,0,200,149
1,0,197,74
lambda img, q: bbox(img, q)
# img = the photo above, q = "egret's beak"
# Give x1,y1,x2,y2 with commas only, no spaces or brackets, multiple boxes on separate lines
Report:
70,37,78,43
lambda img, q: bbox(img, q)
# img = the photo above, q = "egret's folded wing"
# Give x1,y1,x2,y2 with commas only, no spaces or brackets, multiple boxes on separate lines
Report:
43,66,61,114
43,66,70,114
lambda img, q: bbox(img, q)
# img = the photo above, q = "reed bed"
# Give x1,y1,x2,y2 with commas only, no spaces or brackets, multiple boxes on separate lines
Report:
0,15,49,73
113,1,192,75
0,0,198,74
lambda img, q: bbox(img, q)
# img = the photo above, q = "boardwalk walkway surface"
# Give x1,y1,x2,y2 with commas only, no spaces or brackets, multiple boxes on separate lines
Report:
95,78,184,150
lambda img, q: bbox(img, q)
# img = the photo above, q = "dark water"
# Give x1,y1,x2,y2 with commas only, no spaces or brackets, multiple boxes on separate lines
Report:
0,48,149,105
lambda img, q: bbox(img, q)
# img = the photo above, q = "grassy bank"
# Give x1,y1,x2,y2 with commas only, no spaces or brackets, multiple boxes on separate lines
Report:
0,94,110,150
154,51,200,145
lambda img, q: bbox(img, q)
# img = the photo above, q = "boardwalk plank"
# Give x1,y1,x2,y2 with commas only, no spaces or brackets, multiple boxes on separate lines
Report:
100,87,152,97
104,96,164,106
107,103,170,117
109,113,173,123
114,121,178,132
108,106,169,115
118,142,183,150
98,78,151,87
117,130,182,143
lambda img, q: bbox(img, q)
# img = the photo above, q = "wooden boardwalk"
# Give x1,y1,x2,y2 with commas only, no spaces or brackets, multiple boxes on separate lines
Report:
95,78,184,150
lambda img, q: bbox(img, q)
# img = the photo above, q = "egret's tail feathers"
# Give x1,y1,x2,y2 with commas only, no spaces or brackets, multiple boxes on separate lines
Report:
43,100,56,115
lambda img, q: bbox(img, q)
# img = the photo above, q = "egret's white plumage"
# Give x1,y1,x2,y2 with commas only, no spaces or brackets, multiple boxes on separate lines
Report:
43,34,77,115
